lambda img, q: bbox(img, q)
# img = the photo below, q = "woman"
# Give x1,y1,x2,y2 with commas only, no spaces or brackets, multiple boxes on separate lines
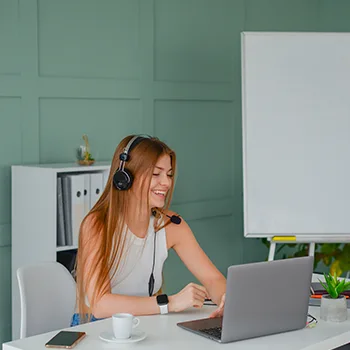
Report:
72,135,226,325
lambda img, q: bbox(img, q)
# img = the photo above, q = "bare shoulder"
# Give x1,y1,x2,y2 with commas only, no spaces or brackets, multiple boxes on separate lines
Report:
163,209,191,249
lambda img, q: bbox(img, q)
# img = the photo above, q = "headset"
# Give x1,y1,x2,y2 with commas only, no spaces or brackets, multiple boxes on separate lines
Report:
113,135,150,191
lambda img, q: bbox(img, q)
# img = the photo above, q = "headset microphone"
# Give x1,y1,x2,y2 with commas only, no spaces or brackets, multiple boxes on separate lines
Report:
167,214,181,225
151,209,181,225
148,210,181,296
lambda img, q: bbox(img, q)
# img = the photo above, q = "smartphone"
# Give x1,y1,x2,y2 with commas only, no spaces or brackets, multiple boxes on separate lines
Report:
45,331,86,349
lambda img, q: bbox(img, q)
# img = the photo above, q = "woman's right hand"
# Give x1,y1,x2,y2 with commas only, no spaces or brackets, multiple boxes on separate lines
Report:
168,283,208,312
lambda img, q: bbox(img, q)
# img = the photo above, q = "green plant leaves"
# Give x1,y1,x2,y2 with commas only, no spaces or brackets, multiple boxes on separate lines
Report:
330,260,342,277
335,279,346,295
321,243,340,255
319,272,350,299
323,256,330,266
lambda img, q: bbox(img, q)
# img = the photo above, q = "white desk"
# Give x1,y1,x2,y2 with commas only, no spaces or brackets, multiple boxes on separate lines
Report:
3,306,350,350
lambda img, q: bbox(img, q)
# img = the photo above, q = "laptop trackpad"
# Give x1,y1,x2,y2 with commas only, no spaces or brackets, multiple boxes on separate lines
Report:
177,317,223,331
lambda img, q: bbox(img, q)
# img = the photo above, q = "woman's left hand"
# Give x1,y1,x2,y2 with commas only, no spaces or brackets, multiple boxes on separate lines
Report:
209,293,225,318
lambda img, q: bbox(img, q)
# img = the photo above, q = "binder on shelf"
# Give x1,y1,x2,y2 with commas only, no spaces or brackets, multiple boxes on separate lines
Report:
56,177,66,246
60,172,107,248
90,173,104,208
61,176,73,246
83,174,91,216
102,169,109,190
68,174,85,247
61,174,86,247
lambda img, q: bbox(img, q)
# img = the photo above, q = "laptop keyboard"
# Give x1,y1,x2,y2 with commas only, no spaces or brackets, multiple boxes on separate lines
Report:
199,326,222,339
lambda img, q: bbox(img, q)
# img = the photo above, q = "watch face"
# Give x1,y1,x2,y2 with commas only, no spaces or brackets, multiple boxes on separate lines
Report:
157,294,169,305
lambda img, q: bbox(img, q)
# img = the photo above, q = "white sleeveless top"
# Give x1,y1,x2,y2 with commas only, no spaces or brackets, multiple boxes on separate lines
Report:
110,216,168,296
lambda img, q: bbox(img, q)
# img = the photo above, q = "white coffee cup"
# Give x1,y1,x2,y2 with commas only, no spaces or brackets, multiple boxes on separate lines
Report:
112,313,140,339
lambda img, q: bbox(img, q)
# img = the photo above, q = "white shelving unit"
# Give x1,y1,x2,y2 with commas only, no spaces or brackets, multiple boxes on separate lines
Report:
11,162,111,340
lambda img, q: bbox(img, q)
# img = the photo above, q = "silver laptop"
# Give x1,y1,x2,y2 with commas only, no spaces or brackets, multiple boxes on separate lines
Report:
177,256,313,343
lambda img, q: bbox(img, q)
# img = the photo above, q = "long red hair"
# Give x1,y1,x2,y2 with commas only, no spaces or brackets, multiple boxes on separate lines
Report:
75,135,176,322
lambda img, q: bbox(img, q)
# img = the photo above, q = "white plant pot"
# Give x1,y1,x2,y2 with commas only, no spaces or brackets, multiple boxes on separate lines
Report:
320,295,348,322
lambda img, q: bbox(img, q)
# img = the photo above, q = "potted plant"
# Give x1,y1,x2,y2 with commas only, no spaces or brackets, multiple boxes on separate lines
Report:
319,272,350,322
77,134,95,166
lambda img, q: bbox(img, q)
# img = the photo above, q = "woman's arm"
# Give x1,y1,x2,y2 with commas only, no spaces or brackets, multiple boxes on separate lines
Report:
92,294,159,318
79,214,206,318
166,212,226,306
94,284,207,318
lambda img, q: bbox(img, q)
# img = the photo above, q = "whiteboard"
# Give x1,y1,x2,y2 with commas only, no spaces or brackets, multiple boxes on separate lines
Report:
242,32,350,240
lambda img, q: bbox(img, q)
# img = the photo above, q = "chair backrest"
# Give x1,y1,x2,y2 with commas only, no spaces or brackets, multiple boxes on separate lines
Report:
17,261,76,338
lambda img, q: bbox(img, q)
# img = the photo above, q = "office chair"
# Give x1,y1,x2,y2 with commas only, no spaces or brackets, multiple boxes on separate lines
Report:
17,261,76,338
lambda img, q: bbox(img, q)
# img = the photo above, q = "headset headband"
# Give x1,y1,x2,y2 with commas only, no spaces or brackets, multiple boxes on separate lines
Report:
123,135,143,157
122,134,151,158
116,134,151,179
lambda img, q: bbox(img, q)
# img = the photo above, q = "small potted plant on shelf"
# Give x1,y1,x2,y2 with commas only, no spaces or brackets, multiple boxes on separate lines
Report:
77,134,95,166
319,272,350,322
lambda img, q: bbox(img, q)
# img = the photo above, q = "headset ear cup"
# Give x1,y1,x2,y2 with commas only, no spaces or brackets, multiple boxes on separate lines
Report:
113,168,134,190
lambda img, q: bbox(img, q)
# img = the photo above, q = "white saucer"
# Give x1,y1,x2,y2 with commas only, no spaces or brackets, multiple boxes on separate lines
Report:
99,330,147,344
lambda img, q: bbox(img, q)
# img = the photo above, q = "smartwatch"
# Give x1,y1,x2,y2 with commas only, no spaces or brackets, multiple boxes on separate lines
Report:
156,294,169,314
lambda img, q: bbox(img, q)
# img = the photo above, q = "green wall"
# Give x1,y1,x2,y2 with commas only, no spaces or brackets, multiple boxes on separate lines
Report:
1,0,350,343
